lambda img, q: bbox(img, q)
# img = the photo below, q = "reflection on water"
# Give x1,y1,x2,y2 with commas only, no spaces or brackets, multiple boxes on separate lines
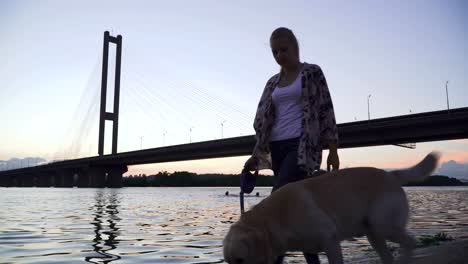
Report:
407,187,468,237
86,190,121,263
0,187,467,263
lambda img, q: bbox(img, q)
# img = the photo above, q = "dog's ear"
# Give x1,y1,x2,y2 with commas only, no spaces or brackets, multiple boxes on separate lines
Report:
224,225,250,264
245,227,275,263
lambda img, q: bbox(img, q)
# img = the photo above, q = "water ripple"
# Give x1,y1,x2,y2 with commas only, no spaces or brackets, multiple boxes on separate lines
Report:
0,186,467,263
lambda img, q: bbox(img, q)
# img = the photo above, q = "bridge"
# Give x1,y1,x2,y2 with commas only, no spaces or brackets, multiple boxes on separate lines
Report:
1,32,467,188
1,106,467,188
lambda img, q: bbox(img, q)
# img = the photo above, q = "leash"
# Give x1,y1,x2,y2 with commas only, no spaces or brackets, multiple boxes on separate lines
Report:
240,191,245,214
239,168,258,215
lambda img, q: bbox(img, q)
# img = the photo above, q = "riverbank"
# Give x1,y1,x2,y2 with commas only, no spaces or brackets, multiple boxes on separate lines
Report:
123,172,466,187
348,238,468,264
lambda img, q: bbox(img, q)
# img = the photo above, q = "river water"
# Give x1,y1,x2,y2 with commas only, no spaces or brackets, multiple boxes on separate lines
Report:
0,186,467,263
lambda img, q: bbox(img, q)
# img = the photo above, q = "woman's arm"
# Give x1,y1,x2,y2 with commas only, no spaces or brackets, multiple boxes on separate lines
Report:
316,66,339,147
316,66,340,170
248,75,278,170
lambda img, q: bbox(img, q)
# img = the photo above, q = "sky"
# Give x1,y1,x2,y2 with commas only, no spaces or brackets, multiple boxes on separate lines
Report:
1,0,467,179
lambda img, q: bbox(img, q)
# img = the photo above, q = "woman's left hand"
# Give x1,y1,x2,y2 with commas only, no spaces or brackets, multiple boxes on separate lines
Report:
327,150,340,172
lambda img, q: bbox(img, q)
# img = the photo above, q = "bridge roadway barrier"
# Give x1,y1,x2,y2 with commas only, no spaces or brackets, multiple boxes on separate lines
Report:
0,165,127,188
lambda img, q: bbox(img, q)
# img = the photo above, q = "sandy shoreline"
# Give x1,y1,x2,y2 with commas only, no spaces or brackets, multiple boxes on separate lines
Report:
346,238,468,264
286,239,468,263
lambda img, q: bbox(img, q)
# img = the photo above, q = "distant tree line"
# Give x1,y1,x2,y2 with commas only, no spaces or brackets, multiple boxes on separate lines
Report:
123,172,464,187
123,171,275,187
404,175,464,186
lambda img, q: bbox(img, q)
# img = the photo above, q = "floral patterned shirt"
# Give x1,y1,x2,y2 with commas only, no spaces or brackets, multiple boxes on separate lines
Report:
252,63,339,175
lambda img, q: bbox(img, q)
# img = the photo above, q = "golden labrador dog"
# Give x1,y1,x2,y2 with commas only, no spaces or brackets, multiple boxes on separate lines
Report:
223,152,439,264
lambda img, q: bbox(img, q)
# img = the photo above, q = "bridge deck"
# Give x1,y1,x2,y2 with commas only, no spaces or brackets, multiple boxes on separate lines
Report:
1,107,468,176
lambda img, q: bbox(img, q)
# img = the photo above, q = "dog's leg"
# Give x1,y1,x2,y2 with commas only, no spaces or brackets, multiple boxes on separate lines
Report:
389,231,416,264
323,239,343,264
367,231,394,264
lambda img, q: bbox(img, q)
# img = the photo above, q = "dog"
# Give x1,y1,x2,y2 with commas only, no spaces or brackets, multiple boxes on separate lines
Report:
223,152,439,264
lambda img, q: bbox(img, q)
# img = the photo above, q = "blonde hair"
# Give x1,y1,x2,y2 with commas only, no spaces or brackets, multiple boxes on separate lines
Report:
270,27,300,58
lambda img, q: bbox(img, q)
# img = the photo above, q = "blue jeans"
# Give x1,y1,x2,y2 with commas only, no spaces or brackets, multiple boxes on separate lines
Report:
270,137,320,264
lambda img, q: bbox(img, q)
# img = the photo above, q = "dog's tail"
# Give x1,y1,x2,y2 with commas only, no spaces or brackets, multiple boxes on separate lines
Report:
389,152,440,185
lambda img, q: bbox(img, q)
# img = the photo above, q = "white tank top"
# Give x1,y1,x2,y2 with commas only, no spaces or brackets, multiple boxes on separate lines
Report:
269,73,303,142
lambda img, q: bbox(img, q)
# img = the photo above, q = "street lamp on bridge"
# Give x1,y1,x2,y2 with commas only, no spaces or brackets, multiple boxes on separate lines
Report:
446,80,450,113
189,127,194,143
367,94,372,121
221,120,226,139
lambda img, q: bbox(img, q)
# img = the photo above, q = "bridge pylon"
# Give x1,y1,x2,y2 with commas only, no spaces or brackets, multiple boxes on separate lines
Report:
98,31,123,156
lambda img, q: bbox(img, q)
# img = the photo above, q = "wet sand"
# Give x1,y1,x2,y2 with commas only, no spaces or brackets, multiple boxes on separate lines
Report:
347,238,468,264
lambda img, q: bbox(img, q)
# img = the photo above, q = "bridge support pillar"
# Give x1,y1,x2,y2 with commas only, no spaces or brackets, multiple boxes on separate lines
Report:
16,174,24,187
21,174,34,187
107,165,127,188
88,167,107,188
51,173,64,187
50,173,57,187
32,175,38,187
14,175,24,186
57,169,75,188
36,173,51,187
72,172,80,187
0,175,9,187
77,173,91,188
10,175,18,187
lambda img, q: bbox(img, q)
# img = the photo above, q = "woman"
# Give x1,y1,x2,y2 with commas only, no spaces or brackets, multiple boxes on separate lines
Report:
244,27,340,264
